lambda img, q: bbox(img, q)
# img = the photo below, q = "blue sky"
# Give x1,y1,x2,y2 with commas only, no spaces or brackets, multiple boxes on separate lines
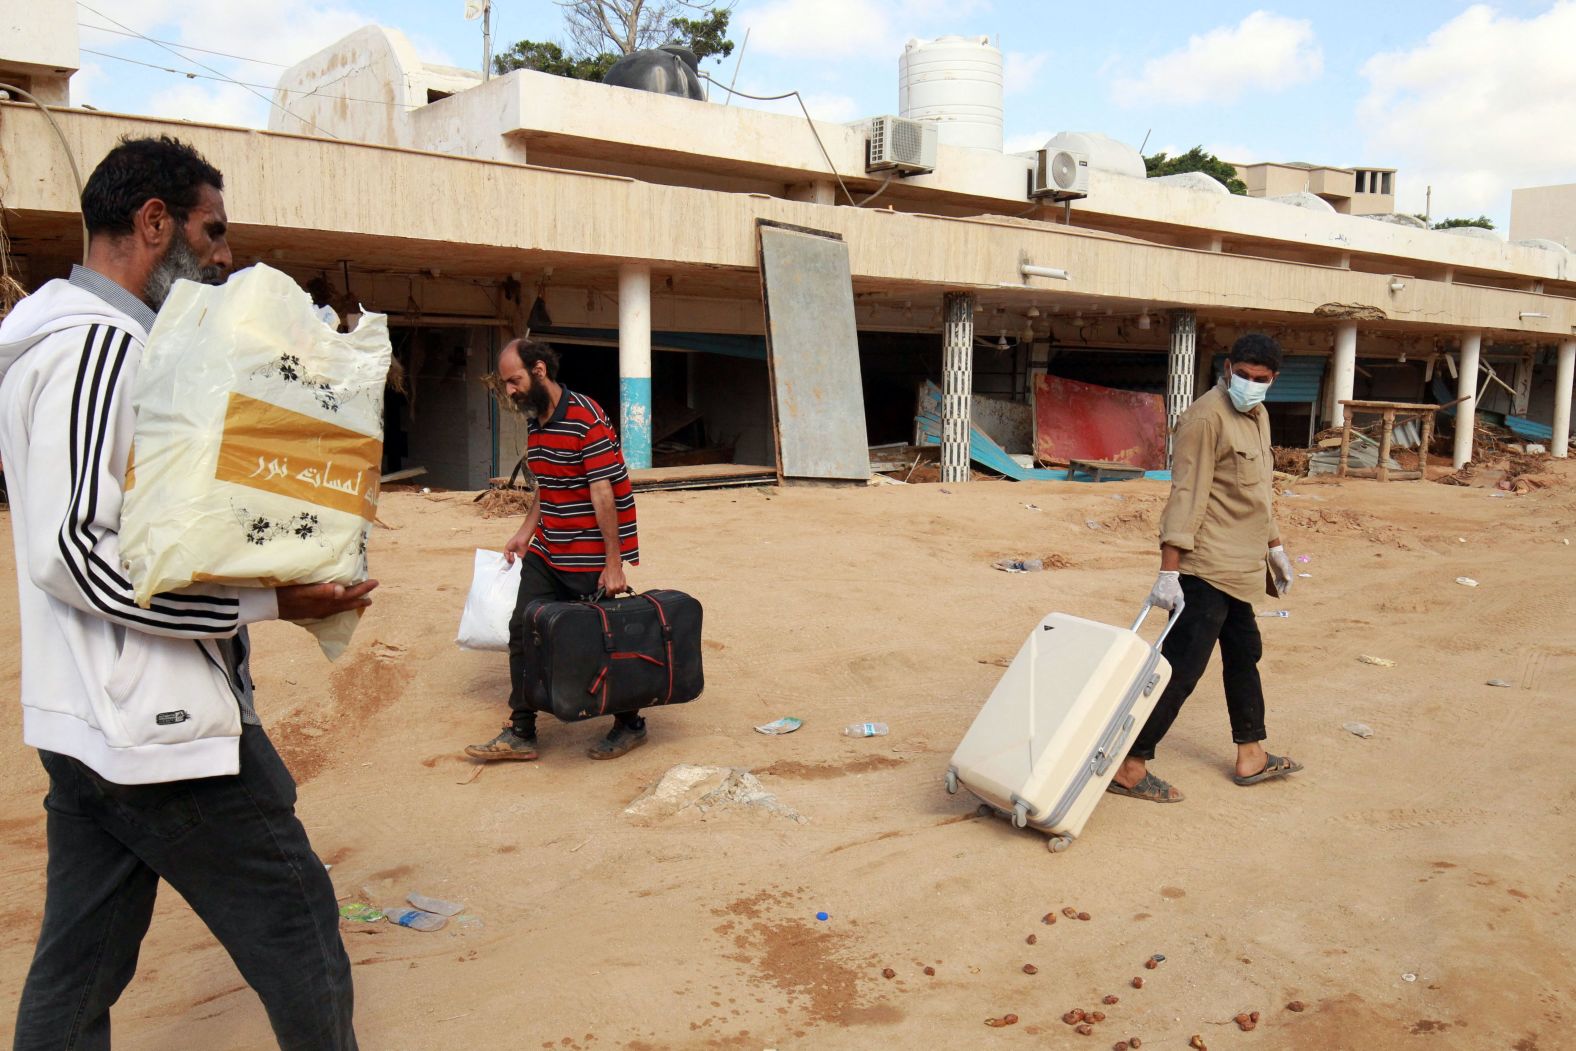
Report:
69,1,1576,228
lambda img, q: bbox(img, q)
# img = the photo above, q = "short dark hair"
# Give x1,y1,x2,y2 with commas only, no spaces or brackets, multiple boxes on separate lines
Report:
81,136,224,237
504,337,559,380
1229,332,1283,373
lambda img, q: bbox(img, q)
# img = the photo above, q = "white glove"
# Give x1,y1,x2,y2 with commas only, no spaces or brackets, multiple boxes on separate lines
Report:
1268,545,1293,597
1149,570,1183,611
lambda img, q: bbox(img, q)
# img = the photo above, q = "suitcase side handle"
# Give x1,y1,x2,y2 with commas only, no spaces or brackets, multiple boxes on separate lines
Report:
1130,597,1185,652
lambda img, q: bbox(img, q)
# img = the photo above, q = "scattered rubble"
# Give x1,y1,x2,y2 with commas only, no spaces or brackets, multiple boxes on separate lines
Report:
624,764,807,824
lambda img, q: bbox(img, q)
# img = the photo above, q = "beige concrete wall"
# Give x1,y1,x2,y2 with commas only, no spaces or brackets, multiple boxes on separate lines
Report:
3,107,1572,343
1308,169,1355,199
0,0,77,81
1511,183,1576,248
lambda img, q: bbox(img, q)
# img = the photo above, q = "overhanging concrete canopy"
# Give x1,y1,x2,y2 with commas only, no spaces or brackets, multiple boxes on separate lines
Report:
2,106,1573,342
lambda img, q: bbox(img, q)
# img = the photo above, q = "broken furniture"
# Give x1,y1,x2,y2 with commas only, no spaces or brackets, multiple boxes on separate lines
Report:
1335,399,1456,482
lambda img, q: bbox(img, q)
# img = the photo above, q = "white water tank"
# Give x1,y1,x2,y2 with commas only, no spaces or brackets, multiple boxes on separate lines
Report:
898,36,1003,152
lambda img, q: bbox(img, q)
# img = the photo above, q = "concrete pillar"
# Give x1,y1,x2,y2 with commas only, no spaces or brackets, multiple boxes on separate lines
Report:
618,263,652,470
1453,331,1482,469
1166,310,1197,468
941,291,974,484
1553,341,1575,459
1330,322,1358,425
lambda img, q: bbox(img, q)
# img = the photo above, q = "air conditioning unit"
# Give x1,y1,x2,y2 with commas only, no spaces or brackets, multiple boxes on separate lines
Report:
867,115,937,175
1030,148,1089,201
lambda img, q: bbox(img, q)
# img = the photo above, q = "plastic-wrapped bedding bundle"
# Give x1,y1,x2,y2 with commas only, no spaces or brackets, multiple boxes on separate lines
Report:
120,263,391,659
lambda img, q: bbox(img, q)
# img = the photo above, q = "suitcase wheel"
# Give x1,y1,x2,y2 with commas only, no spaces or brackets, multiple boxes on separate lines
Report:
944,769,958,795
1046,834,1073,854
1012,802,1029,829
976,803,997,818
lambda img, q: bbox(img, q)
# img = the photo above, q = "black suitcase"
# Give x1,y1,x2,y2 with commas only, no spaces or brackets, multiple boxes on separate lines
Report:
521,589,704,721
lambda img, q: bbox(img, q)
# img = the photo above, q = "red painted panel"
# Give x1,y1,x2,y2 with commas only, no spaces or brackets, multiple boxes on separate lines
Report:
1032,375,1168,469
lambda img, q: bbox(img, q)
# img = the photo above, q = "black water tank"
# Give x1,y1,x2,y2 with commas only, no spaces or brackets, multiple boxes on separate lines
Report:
602,45,705,100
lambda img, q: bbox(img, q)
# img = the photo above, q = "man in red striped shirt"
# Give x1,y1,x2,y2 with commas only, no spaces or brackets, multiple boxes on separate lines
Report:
466,338,647,761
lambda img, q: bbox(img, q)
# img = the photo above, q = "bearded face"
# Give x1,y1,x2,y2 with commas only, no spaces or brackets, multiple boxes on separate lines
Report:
511,376,551,417
145,233,226,309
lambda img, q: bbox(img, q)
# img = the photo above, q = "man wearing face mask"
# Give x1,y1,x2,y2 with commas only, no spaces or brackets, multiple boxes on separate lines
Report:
1107,333,1303,804
466,337,647,762
0,137,369,1048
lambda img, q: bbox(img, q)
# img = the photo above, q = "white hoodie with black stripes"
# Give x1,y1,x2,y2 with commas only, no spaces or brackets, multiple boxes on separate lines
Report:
0,277,277,785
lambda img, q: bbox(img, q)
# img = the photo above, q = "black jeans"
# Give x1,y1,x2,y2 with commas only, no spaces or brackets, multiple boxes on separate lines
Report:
12,724,355,1051
507,553,644,738
1129,575,1267,761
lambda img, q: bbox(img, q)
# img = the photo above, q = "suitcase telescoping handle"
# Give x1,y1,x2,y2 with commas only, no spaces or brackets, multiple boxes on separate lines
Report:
1130,596,1185,652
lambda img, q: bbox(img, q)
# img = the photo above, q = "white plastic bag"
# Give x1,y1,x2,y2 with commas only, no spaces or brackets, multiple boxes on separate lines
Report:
456,549,521,651
120,263,391,659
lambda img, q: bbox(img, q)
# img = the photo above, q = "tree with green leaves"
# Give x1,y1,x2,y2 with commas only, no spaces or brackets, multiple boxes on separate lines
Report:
495,1,734,80
1430,215,1495,231
493,40,618,80
1144,146,1248,195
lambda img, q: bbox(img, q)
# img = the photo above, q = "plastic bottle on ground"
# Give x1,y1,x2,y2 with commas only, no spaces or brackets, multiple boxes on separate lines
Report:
842,722,889,737
385,908,448,932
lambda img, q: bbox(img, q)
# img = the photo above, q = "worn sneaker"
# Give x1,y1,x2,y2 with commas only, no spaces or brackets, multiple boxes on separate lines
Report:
586,721,647,760
464,727,539,762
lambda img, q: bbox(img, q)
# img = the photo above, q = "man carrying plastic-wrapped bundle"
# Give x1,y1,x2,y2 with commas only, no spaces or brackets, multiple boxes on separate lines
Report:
0,137,372,1050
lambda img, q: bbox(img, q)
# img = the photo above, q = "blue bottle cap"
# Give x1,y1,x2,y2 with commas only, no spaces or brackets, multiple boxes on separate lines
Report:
816,911,829,921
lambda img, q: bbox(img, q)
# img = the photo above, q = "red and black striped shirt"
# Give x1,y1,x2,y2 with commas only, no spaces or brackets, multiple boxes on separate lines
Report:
527,389,639,571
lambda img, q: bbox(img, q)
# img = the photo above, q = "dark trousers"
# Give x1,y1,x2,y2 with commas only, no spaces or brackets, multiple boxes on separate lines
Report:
507,553,644,737
1129,575,1267,761
12,724,355,1051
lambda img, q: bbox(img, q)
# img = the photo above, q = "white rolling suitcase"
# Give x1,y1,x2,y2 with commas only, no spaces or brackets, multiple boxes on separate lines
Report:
945,600,1181,852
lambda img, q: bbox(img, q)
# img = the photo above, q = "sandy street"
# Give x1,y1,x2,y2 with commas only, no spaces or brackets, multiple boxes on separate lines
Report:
1,469,1573,1050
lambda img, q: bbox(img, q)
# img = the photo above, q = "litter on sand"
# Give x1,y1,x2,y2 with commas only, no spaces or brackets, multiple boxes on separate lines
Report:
756,717,804,735
338,903,385,923
385,907,448,932
994,558,1044,573
1296,555,1312,564
1343,722,1375,739
1456,577,1479,587
1358,655,1396,667
1297,572,1313,578
407,893,464,917
1486,679,1513,688
1257,610,1290,619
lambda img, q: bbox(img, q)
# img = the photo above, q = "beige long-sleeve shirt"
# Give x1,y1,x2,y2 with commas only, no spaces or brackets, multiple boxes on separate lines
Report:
1158,382,1279,605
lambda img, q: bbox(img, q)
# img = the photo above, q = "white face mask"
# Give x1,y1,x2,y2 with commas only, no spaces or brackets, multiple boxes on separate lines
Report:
1227,371,1272,413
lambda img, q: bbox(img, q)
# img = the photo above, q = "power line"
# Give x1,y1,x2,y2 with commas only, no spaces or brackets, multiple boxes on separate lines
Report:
76,2,337,138
698,73,863,207
80,48,419,110
77,22,290,67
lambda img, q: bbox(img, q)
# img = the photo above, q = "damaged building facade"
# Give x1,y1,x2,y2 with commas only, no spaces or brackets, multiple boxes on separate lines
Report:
2,22,1574,489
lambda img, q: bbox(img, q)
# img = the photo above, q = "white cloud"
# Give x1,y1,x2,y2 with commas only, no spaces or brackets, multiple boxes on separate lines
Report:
1003,128,1053,155
1357,2,1576,224
76,0,390,127
737,0,993,61
69,62,110,109
1203,142,1259,165
739,0,897,59
1003,51,1048,96
80,0,369,66
145,81,264,128
1112,11,1322,107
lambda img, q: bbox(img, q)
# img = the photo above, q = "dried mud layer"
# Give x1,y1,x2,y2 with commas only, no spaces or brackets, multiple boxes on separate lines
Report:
1,466,1574,1049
